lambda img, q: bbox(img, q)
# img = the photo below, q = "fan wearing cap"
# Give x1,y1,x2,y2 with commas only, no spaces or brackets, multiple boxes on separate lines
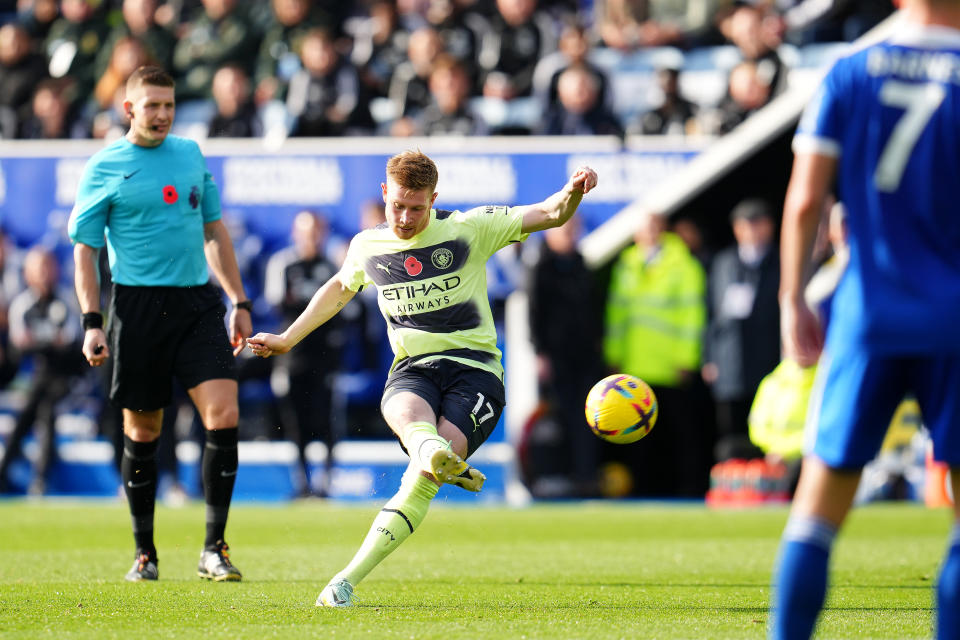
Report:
702,198,781,462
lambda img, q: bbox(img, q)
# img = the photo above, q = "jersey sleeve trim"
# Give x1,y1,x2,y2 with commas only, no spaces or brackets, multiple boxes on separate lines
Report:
792,134,841,157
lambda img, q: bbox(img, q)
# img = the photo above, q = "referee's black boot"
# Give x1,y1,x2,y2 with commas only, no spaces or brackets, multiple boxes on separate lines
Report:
125,550,158,582
197,540,242,582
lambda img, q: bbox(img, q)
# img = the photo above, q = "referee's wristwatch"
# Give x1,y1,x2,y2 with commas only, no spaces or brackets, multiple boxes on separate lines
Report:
234,299,253,313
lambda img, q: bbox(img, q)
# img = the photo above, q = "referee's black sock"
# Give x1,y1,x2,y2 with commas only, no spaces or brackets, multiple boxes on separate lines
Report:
121,435,159,558
202,427,238,549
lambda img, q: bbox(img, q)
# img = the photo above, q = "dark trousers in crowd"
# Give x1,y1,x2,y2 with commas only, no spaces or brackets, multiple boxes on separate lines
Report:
0,373,70,494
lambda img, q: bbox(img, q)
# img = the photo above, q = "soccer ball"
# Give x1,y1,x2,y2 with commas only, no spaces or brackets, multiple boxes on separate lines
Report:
584,374,658,444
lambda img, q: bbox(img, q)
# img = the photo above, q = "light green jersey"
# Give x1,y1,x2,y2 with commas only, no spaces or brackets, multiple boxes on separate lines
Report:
340,205,529,379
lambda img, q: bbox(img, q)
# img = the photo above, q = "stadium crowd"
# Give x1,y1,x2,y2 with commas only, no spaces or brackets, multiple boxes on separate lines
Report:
0,0,899,499
0,0,893,141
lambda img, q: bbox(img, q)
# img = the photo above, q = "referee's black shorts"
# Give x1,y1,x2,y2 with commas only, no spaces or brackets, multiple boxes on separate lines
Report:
109,283,237,411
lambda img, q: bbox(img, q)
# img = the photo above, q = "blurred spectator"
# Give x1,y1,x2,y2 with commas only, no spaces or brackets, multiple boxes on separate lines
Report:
533,19,611,113
43,0,110,107
87,82,128,140
92,37,151,113
702,199,780,461
702,60,773,135
0,22,48,138
349,0,409,100
0,247,83,495
254,0,322,104
95,0,175,82
627,65,699,136
604,210,707,496
723,4,786,97
208,63,262,137
541,63,623,137
172,0,260,100
287,27,370,137
671,215,712,269
263,211,343,495
0,230,23,390
527,219,604,497
409,54,487,136
17,0,59,41
425,0,488,86
775,0,895,45
387,25,445,120
78,36,150,138
479,0,555,100
18,78,78,138
595,0,724,50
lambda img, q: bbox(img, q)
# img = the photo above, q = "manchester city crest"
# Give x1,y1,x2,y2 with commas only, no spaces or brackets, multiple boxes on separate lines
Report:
431,247,454,269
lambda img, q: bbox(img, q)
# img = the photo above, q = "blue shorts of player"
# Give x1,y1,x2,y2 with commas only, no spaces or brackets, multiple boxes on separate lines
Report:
809,341,960,469
381,357,505,458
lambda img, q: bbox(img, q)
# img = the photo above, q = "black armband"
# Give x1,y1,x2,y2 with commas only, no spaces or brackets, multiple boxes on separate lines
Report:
234,300,253,312
82,312,104,331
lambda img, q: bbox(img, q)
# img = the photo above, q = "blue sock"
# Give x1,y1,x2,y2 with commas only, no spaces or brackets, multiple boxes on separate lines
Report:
937,524,960,640
770,515,837,640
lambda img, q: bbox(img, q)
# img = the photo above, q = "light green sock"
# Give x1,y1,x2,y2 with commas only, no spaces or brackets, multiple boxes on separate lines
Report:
402,421,449,473
336,468,439,587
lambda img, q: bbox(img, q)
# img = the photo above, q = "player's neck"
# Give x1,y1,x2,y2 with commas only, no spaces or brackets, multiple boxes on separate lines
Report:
902,2,960,30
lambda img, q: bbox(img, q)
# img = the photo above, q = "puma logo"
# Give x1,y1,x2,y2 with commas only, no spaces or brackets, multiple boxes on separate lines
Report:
376,263,390,274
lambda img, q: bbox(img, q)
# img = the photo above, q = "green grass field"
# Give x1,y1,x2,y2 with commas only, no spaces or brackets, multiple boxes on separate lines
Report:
0,500,949,639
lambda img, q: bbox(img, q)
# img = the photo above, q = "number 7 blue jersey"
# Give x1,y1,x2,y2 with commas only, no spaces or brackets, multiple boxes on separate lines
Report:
794,24,960,354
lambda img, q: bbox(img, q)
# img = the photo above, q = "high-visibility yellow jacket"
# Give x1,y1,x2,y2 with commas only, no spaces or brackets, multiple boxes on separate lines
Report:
604,232,706,387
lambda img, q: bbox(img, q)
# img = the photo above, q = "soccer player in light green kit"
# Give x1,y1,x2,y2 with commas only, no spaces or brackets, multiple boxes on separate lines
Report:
246,151,598,607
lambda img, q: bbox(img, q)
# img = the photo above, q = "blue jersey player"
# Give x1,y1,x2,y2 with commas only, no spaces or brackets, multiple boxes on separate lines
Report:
772,0,960,637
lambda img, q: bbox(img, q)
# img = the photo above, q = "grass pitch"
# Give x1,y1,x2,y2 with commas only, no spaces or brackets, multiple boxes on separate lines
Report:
0,499,949,639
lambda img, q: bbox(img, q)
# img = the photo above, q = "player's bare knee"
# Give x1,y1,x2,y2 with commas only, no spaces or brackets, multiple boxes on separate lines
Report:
202,404,239,430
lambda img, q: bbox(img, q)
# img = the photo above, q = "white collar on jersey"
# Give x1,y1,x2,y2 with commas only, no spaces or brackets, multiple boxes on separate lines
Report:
889,22,960,49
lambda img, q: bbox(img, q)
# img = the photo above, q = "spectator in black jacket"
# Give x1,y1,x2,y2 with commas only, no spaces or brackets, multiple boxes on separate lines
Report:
287,27,370,136
702,199,781,461
263,211,343,495
527,220,605,496
0,22,48,138
542,64,623,137
480,0,555,100
415,54,487,136
208,63,262,138
0,247,83,495
628,66,698,136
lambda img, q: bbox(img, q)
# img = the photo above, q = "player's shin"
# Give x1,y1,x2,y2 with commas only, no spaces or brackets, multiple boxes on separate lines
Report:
335,467,439,587
770,515,836,640
121,435,159,556
937,523,960,639
202,427,238,549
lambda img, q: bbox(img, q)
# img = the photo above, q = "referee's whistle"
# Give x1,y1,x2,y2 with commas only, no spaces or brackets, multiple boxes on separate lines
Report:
94,345,104,355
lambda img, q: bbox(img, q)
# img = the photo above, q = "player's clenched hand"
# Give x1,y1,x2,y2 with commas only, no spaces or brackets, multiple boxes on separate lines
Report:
569,166,598,195
781,298,823,367
82,328,110,367
246,332,291,358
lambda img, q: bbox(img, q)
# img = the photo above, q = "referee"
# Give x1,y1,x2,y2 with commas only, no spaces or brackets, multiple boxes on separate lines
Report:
68,66,252,582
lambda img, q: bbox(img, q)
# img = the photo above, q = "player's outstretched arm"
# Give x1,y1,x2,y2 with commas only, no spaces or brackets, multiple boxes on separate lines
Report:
519,166,598,234
247,271,357,358
780,151,836,366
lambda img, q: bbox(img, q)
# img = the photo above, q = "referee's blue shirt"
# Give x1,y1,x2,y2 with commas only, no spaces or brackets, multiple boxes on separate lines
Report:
68,135,222,287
